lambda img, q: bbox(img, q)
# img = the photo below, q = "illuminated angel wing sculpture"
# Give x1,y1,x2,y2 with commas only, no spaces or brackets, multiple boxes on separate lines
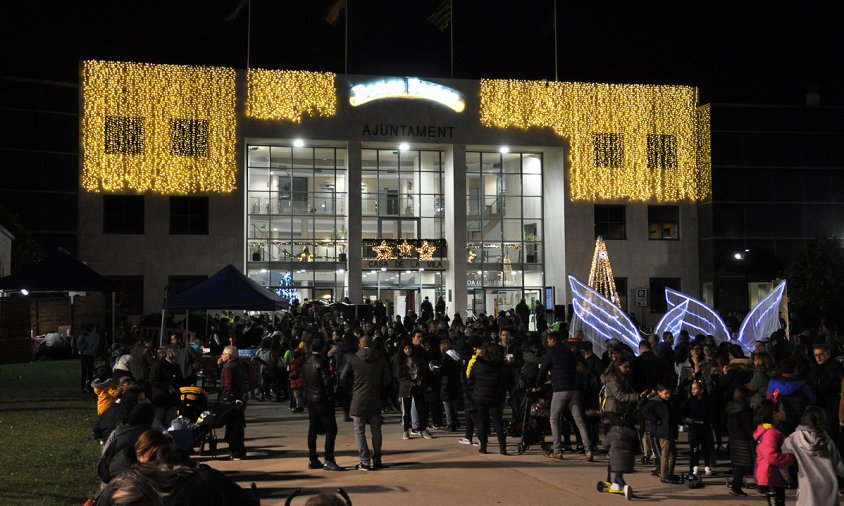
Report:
737,279,787,350
654,288,732,344
568,275,640,357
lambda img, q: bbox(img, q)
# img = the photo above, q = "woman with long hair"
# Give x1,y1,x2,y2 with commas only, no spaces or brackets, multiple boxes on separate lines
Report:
782,406,844,506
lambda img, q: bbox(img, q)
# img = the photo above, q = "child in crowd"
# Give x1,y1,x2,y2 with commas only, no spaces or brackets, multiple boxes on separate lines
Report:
782,406,844,506
602,415,637,499
288,344,305,413
754,399,794,506
643,384,680,484
683,380,713,476
90,365,119,416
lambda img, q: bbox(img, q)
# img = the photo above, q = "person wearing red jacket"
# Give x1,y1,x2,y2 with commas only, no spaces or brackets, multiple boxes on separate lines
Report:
754,399,795,506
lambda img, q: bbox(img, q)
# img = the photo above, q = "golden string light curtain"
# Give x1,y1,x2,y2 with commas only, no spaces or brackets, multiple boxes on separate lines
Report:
479,79,711,202
81,61,237,194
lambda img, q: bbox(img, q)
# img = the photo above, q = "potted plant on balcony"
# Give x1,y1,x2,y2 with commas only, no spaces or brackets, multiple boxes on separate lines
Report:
331,226,348,263
251,242,263,261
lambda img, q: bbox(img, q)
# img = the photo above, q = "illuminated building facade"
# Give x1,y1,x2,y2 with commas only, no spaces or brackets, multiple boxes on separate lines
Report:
77,61,709,326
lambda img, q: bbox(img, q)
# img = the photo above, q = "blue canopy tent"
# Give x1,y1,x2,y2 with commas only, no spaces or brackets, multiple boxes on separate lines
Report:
164,264,285,347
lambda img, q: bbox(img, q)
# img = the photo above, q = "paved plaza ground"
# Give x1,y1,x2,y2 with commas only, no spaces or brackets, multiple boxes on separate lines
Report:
197,400,788,505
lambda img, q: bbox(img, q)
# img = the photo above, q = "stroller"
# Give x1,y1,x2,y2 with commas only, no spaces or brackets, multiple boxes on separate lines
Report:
174,386,222,456
512,384,552,455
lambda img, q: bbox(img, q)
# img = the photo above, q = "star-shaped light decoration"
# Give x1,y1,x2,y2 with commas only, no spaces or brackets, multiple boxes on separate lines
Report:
416,240,436,260
296,246,314,262
397,240,414,257
372,241,395,260
467,249,477,263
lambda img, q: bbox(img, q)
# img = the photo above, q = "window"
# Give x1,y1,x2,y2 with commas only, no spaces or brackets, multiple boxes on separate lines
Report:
103,195,144,234
104,116,144,154
170,119,209,157
167,275,207,297
170,196,209,235
614,277,628,311
594,205,626,240
648,205,679,240
650,277,681,313
647,134,677,169
594,133,624,168
108,276,144,315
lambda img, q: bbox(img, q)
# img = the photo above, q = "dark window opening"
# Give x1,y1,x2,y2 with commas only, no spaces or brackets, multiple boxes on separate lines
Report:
650,277,681,313
103,195,144,234
648,205,679,240
594,204,626,240
169,196,209,235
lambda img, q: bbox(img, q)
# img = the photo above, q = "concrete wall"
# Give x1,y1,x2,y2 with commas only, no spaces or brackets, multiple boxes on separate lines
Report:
0,224,13,277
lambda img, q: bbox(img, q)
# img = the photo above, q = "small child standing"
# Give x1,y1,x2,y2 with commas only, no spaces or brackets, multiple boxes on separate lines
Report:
782,405,844,506
603,416,637,499
643,384,680,483
683,380,714,476
288,345,305,413
754,399,795,506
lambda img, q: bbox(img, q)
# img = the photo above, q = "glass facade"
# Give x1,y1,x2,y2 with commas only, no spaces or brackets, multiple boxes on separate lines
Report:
466,151,544,315
246,145,348,304
360,148,445,307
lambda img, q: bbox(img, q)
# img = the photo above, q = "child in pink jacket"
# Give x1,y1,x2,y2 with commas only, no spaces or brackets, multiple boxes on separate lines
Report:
754,399,794,506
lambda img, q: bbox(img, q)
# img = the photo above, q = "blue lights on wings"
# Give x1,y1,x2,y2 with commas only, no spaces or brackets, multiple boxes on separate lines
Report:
737,280,786,351
654,288,732,344
567,275,640,357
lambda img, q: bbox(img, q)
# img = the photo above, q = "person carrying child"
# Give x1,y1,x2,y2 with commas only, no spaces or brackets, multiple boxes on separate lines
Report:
754,399,795,506
643,384,681,484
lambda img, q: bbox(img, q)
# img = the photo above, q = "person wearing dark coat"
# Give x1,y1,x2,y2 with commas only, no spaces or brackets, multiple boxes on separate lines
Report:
218,345,247,460
807,343,843,443
303,334,341,471
603,417,638,498
439,340,463,432
468,342,513,455
458,337,482,445
340,334,392,470
643,385,680,482
395,340,431,439
98,402,155,483
725,387,756,497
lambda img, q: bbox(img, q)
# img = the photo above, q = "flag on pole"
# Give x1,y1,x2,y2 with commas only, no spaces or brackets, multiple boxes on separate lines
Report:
324,0,346,26
225,0,248,21
428,0,451,32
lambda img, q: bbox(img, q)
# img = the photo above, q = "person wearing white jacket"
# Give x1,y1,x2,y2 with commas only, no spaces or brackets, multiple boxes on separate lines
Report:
782,405,844,506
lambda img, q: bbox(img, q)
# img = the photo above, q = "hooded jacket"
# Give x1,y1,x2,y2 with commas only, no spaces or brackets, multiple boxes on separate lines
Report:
536,342,579,392
753,423,794,487
340,346,391,418
766,375,817,430
782,425,844,506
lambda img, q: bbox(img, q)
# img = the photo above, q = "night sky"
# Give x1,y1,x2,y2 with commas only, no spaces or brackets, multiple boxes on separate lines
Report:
3,0,843,105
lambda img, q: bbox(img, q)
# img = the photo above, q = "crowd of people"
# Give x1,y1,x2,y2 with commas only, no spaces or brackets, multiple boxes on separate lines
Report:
84,298,844,505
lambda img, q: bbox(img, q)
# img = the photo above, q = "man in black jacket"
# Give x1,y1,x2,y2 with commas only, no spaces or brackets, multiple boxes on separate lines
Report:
304,334,342,471
536,331,593,461
340,334,392,471
218,345,246,460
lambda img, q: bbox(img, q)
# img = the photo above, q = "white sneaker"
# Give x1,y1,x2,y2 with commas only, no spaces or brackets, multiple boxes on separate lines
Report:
609,483,622,492
421,430,433,439
704,466,712,476
403,430,410,440
692,465,699,475
458,437,472,445
623,485,632,500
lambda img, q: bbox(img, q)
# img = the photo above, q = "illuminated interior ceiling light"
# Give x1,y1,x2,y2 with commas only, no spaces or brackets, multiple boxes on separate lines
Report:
416,241,436,260
372,241,395,260
380,267,387,272
479,79,710,203
81,60,237,194
499,146,510,154
349,77,465,112
293,139,305,147
397,240,414,257
247,69,337,122
398,142,409,151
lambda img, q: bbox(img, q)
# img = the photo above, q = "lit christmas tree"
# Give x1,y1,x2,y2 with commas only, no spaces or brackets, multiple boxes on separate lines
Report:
274,271,298,303
587,236,621,308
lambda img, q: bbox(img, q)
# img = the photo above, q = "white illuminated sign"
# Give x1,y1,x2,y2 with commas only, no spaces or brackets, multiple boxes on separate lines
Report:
349,77,465,113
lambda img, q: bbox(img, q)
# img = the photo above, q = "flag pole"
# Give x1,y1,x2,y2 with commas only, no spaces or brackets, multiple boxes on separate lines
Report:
450,0,454,78
246,0,252,70
345,0,349,73
553,0,558,81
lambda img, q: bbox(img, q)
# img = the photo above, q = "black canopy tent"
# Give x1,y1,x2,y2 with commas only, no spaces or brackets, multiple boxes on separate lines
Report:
0,248,115,342
164,264,286,347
